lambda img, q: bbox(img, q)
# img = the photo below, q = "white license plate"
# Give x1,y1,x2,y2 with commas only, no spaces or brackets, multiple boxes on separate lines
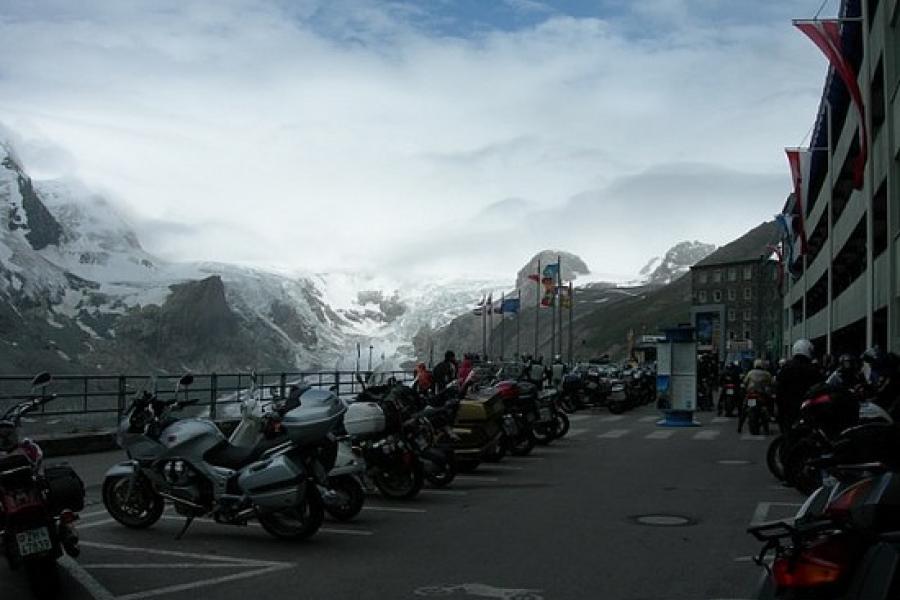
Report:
726,389,735,396
16,527,52,557
746,398,757,407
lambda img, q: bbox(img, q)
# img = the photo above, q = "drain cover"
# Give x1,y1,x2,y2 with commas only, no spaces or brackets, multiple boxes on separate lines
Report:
632,514,694,526
718,459,751,465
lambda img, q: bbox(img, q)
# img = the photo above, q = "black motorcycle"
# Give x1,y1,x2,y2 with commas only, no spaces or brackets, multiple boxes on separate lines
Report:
0,373,84,599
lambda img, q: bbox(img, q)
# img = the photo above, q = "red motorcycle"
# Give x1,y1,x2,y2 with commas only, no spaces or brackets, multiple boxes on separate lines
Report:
1,373,84,598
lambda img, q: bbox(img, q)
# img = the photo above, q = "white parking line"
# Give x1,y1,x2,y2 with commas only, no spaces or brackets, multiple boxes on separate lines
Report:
567,414,592,422
741,434,769,441
157,515,375,536
566,428,588,437
596,429,630,439
78,509,111,520
362,505,426,514
119,564,291,600
645,430,674,439
78,518,117,530
421,489,468,496
455,475,500,482
599,415,626,422
711,417,730,423
60,555,117,600
638,416,659,423
693,430,721,440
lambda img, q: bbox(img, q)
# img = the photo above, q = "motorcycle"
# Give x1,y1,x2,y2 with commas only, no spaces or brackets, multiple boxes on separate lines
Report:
721,382,740,417
103,374,335,540
748,422,900,599
532,389,570,445
0,372,83,599
345,376,426,499
229,380,366,522
744,390,772,436
492,379,540,457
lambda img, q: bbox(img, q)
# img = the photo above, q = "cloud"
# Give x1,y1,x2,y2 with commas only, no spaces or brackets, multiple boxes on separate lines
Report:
0,0,829,279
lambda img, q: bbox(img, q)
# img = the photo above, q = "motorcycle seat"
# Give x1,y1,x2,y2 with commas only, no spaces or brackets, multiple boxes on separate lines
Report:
204,438,284,470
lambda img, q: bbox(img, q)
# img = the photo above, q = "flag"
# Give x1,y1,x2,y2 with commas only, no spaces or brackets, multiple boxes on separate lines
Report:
501,297,521,314
794,19,867,188
527,273,540,283
767,243,785,294
784,148,810,257
542,262,559,278
774,212,802,277
558,285,572,308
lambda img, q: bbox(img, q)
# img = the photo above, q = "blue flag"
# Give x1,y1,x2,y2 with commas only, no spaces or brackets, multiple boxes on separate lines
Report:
542,262,559,278
500,298,521,314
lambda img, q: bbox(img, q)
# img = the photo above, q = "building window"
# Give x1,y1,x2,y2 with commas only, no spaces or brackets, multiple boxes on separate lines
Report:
743,309,752,321
728,309,736,322
713,290,722,302
743,330,752,340
698,290,707,303
744,287,752,300
743,266,752,280
728,330,736,340
698,272,708,284
728,268,737,282
727,288,736,301
713,270,722,283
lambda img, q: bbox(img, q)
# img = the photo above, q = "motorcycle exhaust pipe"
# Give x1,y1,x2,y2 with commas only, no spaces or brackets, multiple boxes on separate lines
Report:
158,492,205,511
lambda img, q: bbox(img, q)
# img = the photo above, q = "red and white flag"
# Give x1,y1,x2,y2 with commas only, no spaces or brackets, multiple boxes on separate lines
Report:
785,147,810,258
794,19,867,188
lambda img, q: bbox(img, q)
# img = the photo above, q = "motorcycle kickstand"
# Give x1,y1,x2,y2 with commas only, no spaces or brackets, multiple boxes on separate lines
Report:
174,516,194,541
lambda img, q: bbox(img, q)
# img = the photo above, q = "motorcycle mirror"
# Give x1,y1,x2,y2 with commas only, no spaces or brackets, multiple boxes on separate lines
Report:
179,373,195,387
31,372,52,389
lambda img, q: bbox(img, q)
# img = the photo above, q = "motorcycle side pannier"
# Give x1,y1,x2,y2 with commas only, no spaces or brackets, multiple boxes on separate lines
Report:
43,464,85,514
344,402,386,439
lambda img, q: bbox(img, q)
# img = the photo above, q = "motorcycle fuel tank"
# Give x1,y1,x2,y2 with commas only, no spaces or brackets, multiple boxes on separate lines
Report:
160,419,225,454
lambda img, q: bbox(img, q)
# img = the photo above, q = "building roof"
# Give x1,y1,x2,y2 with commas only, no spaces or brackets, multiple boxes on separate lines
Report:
692,221,781,269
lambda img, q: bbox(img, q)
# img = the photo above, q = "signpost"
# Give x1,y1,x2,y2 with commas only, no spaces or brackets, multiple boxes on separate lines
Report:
656,326,700,427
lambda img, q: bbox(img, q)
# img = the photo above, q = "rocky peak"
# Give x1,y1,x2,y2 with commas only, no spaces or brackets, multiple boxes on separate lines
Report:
640,240,716,286
2,143,63,251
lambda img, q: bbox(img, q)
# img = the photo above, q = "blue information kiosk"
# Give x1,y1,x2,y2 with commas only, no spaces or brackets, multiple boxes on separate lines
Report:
656,326,701,427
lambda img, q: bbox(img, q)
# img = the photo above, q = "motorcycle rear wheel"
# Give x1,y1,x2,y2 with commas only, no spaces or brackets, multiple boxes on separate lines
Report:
103,474,165,529
325,475,365,522
766,435,786,481
258,483,324,539
373,463,424,499
509,430,536,456
748,409,761,436
553,412,570,439
25,556,59,600
425,452,457,488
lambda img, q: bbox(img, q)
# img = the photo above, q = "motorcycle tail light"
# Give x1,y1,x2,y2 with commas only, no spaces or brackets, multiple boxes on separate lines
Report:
825,478,874,519
773,536,849,589
60,509,79,524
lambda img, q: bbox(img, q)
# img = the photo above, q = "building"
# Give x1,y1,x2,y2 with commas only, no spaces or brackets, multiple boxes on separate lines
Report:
690,222,782,363
782,0,900,358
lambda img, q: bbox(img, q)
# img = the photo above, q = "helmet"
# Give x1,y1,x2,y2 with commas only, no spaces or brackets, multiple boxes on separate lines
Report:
792,339,814,359
837,353,858,373
753,359,764,369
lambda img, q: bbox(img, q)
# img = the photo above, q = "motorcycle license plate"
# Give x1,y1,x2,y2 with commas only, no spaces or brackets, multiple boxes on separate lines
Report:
726,389,734,396
16,527,52,557
539,408,552,421
746,398,757,408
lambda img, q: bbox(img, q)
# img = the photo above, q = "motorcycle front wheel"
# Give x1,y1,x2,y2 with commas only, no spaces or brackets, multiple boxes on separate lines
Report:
425,452,457,488
258,482,324,539
373,462,424,500
102,474,164,529
508,429,536,456
553,412,570,439
325,475,365,522
766,435,786,481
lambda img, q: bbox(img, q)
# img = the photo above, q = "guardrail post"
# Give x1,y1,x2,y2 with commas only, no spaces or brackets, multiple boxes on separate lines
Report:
333,371,340,396
280,373,287,398
117,375,126,419
209,373,218,420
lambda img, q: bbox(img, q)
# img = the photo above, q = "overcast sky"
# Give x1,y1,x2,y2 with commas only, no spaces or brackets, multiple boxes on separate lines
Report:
0,0,837,281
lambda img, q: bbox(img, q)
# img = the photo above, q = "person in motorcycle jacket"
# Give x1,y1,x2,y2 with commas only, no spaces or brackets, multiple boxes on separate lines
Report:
825,353,865,396
718,361,743,416
775,339,823,434
413,362,434,395
550,355,566,389
862,347,900,419
432,351,457,393
738,359,774,433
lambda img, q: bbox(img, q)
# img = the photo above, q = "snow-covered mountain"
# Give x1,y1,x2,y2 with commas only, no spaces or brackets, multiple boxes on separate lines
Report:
0,140,506,373
638,241,717,286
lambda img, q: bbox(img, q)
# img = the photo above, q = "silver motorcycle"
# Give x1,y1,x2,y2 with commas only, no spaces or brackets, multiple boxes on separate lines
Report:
102,374,340,540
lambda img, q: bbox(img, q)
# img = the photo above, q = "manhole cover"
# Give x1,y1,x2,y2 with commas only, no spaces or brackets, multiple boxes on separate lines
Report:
718,459,752,465
632,514,694,526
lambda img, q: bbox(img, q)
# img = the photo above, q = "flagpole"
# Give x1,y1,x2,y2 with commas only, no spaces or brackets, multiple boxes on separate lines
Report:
482,294,487,358
489,294,494,360
534,258,540,359
515,288,521,361
568,281,574,364
500,292,505,361
556,255,562,358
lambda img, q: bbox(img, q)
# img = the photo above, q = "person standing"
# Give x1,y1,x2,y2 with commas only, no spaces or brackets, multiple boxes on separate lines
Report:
775,339,823,434
433,350,458,392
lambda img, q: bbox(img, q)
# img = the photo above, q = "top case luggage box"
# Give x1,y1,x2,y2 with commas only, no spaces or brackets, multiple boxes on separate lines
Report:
281,389,346,446
344,402,386,439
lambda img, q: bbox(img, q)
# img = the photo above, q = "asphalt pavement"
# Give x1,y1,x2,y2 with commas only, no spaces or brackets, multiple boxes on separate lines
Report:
2,406,805,600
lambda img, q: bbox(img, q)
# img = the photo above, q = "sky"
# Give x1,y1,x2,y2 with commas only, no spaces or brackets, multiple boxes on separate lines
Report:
0,0,839,281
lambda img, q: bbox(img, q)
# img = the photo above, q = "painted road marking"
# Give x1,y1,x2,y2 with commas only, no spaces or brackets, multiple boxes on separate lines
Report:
599,415,626,422
60,555,116,600
78,518,117,530
645,430,674,439
741,434,769,441
455,475,500,482
711,417,731,423
362,505,426,514
693,430,721,440
78,509,112,520
421,489,468,496
596,429,630,439
568,414,592,422
479,465,524,471
639,416,659,423
567,428,588,437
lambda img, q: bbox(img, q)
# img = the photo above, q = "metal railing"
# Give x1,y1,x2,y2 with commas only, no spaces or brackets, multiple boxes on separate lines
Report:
0,370,414,434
